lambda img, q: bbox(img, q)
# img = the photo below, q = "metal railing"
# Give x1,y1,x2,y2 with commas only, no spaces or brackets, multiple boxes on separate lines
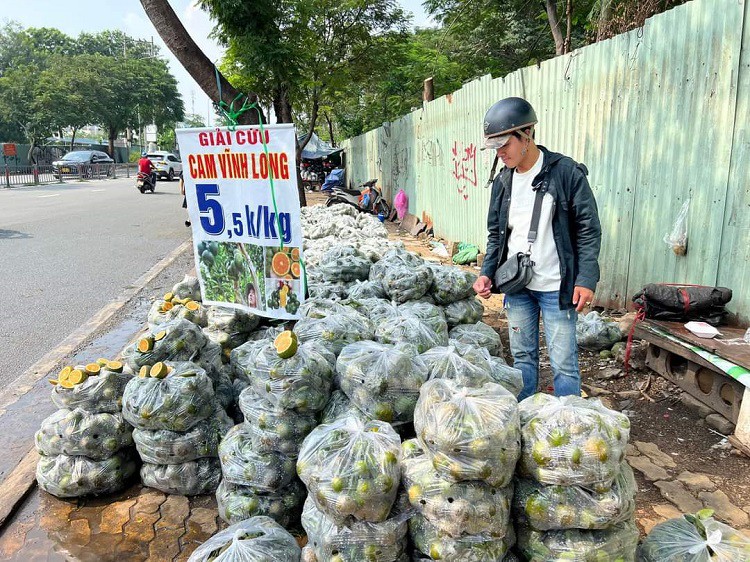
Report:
1,163,138,188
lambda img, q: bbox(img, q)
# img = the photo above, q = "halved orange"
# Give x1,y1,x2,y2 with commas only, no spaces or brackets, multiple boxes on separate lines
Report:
271,252,291,277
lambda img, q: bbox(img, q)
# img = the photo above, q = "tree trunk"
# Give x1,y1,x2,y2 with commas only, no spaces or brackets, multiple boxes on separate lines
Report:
273,84,293,124
70,127,78,152
597,0,613,41
324,111,335,147
108,127,117,158
564,0,573,54
295,150,307,207
140,0,263,125
544,0,565,55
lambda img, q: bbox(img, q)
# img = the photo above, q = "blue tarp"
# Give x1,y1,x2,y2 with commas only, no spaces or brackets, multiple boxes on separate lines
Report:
321,169,345,191
298,133,342,160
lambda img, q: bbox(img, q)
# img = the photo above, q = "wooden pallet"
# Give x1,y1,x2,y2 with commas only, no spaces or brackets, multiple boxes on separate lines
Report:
635,320,750,447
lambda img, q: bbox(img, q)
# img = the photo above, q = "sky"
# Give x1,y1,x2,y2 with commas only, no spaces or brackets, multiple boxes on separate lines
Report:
2,0,434,127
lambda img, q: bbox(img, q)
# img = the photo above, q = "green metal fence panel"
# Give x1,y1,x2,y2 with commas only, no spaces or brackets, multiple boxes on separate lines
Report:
341,0,750,320
622,1,742,305
720,0,750,324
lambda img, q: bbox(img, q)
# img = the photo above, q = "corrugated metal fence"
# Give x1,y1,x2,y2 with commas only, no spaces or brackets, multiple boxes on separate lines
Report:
342,0,750,323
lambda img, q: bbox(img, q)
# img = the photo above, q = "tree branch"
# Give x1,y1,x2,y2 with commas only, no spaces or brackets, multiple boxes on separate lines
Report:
139,0,264,124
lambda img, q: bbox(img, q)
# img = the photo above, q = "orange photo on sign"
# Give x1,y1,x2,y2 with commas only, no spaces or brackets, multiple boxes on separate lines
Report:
3,144,17,157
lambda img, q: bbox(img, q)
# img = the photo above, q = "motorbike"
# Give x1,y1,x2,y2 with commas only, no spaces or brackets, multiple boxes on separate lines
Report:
326,178,391,217
136,171,156,194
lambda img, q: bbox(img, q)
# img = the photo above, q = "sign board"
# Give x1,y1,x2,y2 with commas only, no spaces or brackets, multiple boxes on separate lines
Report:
175,124,305,319
145,124,158,143
3,143,17,157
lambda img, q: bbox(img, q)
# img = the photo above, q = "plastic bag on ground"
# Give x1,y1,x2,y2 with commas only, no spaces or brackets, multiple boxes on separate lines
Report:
429,265,477,305
414,379,521,487
295,313,376,356
207,305,261,335
488,356,524,397
141,457,222,495
36,449,137,498
320,390,372,424
121,319,208,371
298,298,352,319
36,409,133,460
449,322,503,356
219,424,297,490
132,408,233,464
308,280,353,301
401,439,513,538
216,478,305,527
336,341,429,424
186,516,301,562
302,494,409,562
394,189,408,220
248,340,335,413
516,519,639,562
172,275,202,302
122,361,216,432
348,279,388,300
317,245,372,282
514,462,636,531
231,338,272,382
419,343,494,387
639,510,750,561
238,386,318,455
51,366,132,414
345,298,400,324
376,316,446,353
398,302,449,343
381,264,434,303
576,311,623,351
409,512,515,562
443,297,484,328
214,369,236,410
518,393,630,491
297,415,402,524
369,249,425,281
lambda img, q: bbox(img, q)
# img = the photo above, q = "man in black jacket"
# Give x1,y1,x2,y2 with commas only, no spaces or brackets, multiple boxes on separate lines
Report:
473,97,602,400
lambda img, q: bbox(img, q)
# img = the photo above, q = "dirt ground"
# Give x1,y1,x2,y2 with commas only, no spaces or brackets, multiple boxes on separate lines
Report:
393,218,750,536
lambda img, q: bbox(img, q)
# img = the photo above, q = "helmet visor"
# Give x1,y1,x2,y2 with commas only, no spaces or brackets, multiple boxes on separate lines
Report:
483,133,513,150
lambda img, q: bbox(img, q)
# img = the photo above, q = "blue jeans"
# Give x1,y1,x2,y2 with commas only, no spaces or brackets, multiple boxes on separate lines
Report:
504,289,580,401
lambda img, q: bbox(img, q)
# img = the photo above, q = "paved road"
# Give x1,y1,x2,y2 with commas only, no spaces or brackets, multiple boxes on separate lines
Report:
0,177,191,381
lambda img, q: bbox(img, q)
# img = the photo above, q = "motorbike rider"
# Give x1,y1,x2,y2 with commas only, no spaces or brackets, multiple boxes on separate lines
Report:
138,151,156,187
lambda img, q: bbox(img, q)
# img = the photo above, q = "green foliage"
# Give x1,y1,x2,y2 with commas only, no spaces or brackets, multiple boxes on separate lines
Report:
0,24,183,147
202,0,408,138
199,241,265,308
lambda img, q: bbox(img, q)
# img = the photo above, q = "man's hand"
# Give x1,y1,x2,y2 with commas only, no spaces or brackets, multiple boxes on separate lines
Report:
473,275,493,299
572,286,594,312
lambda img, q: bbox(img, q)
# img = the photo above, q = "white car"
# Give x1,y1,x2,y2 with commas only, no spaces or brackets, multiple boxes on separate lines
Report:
146,151,182,181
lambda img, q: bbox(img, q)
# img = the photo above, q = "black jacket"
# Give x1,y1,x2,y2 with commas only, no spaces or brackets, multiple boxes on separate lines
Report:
479,146,602,309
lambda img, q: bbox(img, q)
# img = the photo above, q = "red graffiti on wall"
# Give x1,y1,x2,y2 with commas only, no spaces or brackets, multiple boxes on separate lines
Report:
451,141,477,200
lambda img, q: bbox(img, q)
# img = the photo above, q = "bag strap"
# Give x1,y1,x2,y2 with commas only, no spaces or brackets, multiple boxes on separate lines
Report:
526,187,545,248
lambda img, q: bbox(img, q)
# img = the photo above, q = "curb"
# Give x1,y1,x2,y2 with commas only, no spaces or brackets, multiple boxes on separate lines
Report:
0,240,192,530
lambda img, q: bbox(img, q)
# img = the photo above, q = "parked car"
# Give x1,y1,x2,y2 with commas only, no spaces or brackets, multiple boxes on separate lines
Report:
52,150,114,179
146,151,182,181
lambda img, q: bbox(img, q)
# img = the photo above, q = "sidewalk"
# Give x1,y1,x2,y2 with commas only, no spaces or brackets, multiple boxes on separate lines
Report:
1,194,748,561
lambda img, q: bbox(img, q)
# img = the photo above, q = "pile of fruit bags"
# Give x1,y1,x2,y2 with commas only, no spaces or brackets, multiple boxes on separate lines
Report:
123,361,226,495
408,378,521,560
217,331,334,526
298,415,408,561
514,393,638,561
37,359,137,497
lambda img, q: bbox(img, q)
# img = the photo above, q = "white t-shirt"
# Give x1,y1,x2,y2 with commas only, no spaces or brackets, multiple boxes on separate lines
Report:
507,151,561,292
